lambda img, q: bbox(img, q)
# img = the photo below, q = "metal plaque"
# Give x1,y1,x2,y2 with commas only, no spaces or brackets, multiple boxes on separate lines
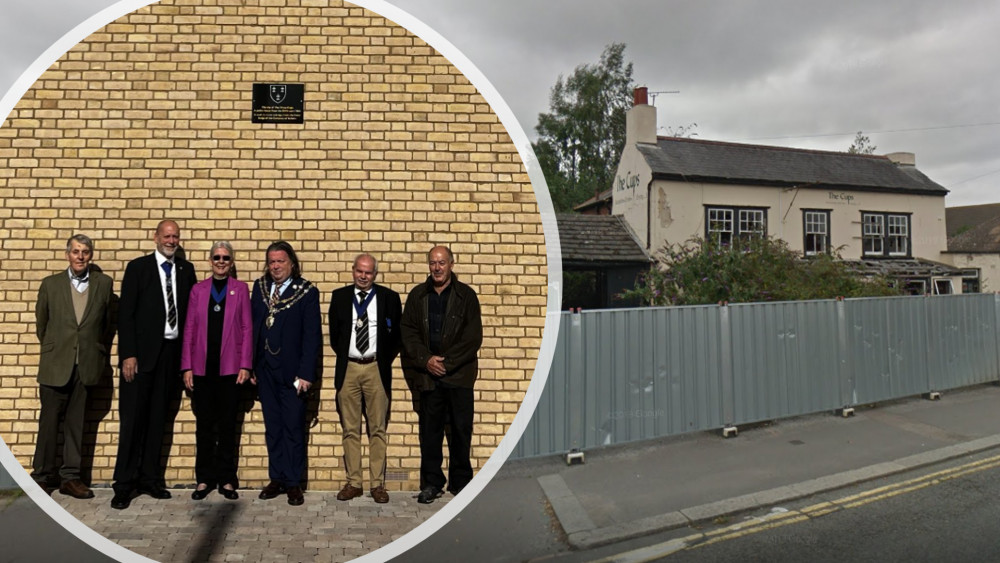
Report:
252,83,304,124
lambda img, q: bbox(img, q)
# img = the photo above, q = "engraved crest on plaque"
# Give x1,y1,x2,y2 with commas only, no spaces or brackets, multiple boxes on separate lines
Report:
269,84,287,104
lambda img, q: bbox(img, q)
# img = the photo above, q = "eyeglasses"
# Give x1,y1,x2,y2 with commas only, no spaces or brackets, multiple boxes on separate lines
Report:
212,255,232,262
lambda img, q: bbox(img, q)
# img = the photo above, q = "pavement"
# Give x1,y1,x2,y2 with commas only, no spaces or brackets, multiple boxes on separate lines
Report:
399,382,1000,562
6,383,1000,562
35,486,448,562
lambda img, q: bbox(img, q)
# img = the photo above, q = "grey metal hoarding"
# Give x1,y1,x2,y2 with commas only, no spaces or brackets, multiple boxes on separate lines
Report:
513,293,1000,459
0,463,16,489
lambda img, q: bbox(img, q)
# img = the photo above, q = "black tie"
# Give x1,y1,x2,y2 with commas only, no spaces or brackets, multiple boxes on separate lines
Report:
162,262,177,328
356,290,369,354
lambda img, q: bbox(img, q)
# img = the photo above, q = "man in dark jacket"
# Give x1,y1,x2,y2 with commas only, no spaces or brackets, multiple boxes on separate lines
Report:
328,253,402,503
401,245,482,504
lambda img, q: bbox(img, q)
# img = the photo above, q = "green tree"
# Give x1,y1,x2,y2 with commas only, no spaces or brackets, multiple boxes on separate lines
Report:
533,43,635,211
623,237,900,306
847,130,877,155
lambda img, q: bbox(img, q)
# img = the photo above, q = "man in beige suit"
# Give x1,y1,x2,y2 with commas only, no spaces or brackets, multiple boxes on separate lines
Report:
32,234,113,499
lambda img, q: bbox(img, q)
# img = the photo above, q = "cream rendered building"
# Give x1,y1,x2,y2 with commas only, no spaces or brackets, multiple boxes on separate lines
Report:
612,87,969,294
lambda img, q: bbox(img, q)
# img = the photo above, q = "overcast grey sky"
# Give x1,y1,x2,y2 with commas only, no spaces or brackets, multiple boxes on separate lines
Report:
3,0,999,207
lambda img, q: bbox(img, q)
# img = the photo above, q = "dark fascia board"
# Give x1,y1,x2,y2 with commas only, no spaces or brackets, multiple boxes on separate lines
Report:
648,173,948,197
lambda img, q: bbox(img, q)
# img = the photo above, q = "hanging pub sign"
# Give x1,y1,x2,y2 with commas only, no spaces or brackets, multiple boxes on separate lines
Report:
252,83,305,124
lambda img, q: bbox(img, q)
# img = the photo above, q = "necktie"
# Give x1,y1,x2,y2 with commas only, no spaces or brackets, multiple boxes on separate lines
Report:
356,290,369,354
270,284,281,307
162,262,177,328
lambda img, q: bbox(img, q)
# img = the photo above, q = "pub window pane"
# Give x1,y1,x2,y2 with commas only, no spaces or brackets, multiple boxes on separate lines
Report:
862,213,884,256
804,211,828,255
887,214,908,256
708,208,734,245
739,209,765,239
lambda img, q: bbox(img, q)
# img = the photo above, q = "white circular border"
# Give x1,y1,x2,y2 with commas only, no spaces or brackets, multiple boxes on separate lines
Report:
0,1,564,562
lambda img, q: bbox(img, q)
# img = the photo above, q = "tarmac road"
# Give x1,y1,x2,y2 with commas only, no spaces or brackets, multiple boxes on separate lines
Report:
593,449,1000,562
397,383,1000,562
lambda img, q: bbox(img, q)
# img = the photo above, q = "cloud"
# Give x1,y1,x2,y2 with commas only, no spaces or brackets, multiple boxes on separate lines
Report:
3,0,1000,204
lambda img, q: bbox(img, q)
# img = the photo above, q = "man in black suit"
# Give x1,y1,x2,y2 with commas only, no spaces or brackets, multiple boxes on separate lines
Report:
251,240,321,506
328,253,401,504
112,220,196,509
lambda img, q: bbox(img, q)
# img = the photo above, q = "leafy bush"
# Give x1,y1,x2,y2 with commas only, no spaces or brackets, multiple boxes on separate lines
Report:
623,237,900,306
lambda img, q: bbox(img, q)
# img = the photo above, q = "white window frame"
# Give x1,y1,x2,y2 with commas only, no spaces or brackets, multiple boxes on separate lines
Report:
803,210,830,256
862,212,911,258
738,209,766,240
707,208,734,246
862,213,884,256
706,206,766,246
887,215,908,256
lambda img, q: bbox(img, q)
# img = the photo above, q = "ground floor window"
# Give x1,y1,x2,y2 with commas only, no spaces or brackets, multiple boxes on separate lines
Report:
862,212,910,257
803,210,830,256
706,206,766,245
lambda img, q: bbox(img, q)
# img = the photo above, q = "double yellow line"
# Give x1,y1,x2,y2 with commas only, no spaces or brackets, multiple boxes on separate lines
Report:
597,452,1000,563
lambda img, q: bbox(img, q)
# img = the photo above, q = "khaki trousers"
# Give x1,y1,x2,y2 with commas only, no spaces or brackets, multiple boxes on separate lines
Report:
337,361,388,489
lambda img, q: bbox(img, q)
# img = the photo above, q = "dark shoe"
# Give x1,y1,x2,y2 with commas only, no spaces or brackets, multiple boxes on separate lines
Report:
259,481,285,500
417,485,443,504
59,479,95,500
336,484,363,501
111,491,133,510
33,477,59,494
139,486,172,499
191,484,211,500
219,485,239,500
371,485,389,504
286,486,304,506
447,486,464,496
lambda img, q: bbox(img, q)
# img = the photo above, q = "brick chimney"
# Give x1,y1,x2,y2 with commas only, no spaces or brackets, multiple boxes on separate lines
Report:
626,86,657,145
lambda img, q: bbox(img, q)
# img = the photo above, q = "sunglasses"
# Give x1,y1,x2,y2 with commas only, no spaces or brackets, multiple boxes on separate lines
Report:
212,255,232,262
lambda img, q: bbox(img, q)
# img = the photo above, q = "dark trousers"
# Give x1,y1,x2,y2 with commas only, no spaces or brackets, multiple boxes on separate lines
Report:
113,339,179,494
256,364,306,488
192,373,241,488
32,369,87,484
419,386,475,493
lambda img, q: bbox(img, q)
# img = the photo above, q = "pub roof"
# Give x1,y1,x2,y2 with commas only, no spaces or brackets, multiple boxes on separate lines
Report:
636,137,948,196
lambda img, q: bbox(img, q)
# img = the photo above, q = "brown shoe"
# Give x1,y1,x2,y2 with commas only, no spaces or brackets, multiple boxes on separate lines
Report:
336,484,363,501
286,486,304,506
59,479,95,500
371,485,389,504
258,480,285,500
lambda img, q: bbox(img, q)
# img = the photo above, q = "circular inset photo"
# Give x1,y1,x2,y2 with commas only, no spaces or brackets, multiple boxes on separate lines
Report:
0,1,560,561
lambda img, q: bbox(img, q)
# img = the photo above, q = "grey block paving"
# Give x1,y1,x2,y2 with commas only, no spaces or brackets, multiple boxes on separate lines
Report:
50,489,446,562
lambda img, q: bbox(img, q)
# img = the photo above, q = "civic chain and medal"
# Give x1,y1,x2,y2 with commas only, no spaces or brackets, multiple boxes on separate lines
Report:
257,277,313,328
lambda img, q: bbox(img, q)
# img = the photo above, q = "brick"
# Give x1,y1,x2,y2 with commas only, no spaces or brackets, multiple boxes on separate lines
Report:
0,0,545,494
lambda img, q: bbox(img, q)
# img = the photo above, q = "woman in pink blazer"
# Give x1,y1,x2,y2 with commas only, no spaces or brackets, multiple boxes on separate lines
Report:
180,241,253,500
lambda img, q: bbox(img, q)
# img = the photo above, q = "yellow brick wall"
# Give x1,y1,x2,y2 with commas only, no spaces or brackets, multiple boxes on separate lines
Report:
0,0,546,492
